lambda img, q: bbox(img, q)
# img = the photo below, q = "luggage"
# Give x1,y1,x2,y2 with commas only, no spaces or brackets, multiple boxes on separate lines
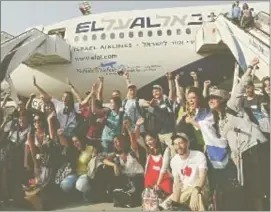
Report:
141,188,159,211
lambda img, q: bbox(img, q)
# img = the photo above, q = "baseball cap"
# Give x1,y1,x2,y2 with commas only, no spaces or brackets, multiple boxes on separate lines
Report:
245,80,254,87
171,132,189,142
208,88,229,103
153,85,163,90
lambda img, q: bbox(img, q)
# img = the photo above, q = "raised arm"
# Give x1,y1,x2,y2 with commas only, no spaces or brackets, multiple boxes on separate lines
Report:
33,76,51,102
123,71,132,87
91,83,108,116
67,79,82,103
190,72,199,88
123,120,138,152
174,74,185,104
57,129,69,146
135,118,144,141
47,111,57,140
166,72,175,101
203,80,211,99
97,76,104,102
227,57,259,111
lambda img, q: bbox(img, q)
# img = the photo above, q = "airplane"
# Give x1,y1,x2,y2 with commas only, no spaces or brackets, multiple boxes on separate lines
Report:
1,1,270,105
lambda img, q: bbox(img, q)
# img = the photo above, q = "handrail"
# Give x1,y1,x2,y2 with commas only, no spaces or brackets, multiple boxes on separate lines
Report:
1,31,14,38
259,11,269,16
221,12,269,48
1,28,48,46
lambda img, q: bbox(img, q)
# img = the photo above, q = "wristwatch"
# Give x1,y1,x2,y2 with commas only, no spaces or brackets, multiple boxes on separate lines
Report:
247,65,254,69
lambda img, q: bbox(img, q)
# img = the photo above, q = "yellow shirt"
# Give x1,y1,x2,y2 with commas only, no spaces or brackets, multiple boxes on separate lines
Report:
76,145,95,175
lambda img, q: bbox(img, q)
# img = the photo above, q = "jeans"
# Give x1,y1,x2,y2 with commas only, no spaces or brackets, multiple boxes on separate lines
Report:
60,174,78,193
75,174,91,194
60,174,92,195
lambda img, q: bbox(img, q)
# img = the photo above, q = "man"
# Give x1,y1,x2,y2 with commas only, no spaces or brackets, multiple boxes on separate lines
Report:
161,133,209,211
147,72,175,145
241,80,269,134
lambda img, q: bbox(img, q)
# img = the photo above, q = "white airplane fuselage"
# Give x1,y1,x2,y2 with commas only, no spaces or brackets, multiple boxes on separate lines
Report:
6,2,269,100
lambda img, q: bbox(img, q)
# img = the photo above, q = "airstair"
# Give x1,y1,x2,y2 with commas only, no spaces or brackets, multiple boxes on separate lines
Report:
195,11,270,80
1,28,71,83
1,31,14,43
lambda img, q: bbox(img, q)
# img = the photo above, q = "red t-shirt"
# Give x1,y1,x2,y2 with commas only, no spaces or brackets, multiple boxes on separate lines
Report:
80,104,105,140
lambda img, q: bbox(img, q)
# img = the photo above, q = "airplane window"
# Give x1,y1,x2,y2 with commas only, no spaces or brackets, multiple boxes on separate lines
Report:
110,33,115,39
176,29,181,35
157,30,162,36
119,32,124,38
101,33,106,40
186,28,191,34
138,31,143,37
147,31,153,37
74,36,79,42
129,32,134,38
83,35,88,41
92,34,97,40
167,29,172,36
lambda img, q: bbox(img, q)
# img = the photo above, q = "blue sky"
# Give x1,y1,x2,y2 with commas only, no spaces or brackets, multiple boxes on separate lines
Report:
1,1,232,35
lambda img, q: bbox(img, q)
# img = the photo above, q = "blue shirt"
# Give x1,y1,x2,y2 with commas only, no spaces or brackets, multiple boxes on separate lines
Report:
231,6,241,19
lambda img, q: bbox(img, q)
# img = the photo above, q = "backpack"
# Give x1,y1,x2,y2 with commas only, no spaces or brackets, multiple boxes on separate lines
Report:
145,97,173,134
122,98,146,119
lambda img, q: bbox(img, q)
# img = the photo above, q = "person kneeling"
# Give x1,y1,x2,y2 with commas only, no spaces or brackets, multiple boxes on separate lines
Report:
161,133,209,211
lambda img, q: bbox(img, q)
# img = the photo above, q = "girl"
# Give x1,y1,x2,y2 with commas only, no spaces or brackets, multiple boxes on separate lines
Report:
144,132,172,196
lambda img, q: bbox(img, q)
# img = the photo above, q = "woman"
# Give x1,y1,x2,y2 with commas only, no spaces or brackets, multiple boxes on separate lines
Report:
178,86,210,152
103,119,145,207
0,110,30,207
57,129,97,202
196,88,241,210
91,84,123,153
144,132,172,197
33,76,80,138
25,113,57,210
240,3,253,29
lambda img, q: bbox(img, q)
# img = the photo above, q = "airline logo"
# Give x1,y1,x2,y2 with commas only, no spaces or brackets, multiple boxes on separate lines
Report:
75,14,203,33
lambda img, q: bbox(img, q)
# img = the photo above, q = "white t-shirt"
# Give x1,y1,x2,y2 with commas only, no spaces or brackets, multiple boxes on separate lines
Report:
170,150,207,190
51,98,80,129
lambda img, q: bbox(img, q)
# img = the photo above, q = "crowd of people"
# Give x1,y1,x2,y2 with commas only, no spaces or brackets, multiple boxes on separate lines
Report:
230,1,256,29
0,56,270,211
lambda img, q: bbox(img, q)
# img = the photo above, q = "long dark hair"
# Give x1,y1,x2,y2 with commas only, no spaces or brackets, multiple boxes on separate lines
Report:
145,131,163,155
113,135,130,154
30,112,48,136
110,96,122,109
211,103,227,138
64,91,75,114
186,87,207,113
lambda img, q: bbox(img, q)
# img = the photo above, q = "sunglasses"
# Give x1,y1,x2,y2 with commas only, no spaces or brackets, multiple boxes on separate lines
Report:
34,119,40,123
